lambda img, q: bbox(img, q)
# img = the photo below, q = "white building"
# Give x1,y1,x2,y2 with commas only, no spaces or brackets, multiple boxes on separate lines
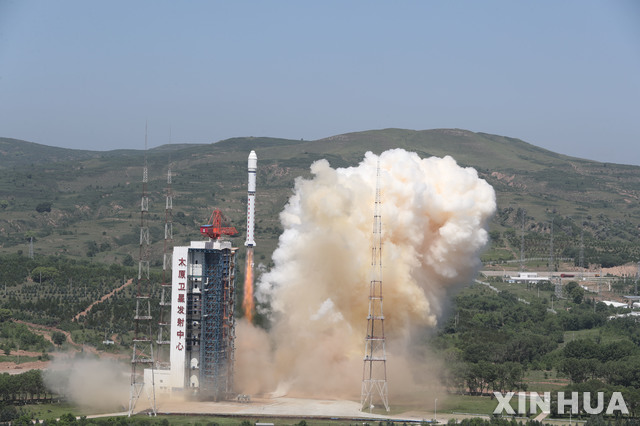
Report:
508,272,550,283
152,239,237,400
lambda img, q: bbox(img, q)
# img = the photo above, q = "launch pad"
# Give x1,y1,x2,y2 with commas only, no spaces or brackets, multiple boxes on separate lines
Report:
129,396,432,422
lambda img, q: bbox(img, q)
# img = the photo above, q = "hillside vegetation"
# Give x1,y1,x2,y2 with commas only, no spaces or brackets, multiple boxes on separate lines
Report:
1,127,638,334
1,129,639,270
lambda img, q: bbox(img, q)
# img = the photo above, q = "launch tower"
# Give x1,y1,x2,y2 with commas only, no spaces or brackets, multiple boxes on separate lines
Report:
166,210,237,400
361,160,390,412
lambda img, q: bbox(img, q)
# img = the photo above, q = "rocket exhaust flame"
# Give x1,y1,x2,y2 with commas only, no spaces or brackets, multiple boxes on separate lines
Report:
235,149,496,399
244,248,255,322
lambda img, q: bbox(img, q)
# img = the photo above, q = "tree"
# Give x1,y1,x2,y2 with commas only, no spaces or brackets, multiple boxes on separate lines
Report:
52,331,67,347
122,254,134,267
564,281,585,304
560,357,599,383
35,202,52,213
85,241,98,257
31,266,59,283
20,369,44,400
57,413,78,425
0,309,11,322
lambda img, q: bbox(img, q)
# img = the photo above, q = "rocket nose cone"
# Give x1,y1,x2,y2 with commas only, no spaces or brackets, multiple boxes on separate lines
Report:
248,150,258,169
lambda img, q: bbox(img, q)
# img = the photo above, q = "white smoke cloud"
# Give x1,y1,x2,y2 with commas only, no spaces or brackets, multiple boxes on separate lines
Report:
44,357,129,411
237,149,495,399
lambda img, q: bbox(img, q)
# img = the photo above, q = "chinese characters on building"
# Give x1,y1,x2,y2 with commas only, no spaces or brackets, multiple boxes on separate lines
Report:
176,257,187,351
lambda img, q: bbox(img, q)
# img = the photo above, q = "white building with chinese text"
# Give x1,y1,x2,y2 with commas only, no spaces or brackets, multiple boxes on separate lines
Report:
151,239,237,400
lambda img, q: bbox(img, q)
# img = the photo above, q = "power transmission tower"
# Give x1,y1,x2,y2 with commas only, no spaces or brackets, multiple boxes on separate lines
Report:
555,277,563,300
579,222,585,278
520,208,526,272
129,124,157,416
157,163,173,366
29,237,34,259
361,159,390,413
549,218,554,273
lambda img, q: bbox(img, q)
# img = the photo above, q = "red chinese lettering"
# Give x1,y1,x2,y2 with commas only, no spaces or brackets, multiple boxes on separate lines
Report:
178,282,186,291
177,294,185,303
178,257,186,266
178,270,186,279
177,306,185,315
177,330,184,338
177,318,184,327
176,342,183,351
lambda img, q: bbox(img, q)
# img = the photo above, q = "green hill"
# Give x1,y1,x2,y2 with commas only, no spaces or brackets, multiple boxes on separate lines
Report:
0,129,639,269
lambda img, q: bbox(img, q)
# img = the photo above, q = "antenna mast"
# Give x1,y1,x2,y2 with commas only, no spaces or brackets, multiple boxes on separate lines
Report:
129,123,157,416
157,161,173,365
361,158,390,412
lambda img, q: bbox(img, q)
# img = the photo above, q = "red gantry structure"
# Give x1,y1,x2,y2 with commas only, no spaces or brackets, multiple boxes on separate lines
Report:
200,209,238,240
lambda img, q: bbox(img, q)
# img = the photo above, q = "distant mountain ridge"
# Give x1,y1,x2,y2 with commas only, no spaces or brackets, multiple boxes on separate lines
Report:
0,137,203,168
0,129,638,267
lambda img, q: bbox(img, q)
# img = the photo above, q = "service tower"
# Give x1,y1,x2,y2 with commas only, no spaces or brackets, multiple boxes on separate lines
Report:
166,211,237,400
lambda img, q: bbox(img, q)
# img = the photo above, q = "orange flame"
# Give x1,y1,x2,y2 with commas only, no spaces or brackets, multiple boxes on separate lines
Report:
243,248,255,323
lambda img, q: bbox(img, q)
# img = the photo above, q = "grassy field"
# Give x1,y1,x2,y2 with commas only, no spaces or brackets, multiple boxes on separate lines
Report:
561,327,627,345
25,402,84,422
0,354,42,363
437,394,498,415
524,369,569,392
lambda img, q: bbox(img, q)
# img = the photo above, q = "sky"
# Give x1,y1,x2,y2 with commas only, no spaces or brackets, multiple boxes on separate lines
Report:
1,1,639,165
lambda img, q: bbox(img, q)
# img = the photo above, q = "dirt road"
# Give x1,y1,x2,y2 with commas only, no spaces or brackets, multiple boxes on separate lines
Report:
74,278,133,321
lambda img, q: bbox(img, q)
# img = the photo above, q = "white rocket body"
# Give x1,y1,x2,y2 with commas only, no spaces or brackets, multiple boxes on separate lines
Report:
245,150,257,247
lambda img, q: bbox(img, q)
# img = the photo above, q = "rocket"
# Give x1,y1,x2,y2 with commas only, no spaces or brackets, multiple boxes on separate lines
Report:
245,150,257,247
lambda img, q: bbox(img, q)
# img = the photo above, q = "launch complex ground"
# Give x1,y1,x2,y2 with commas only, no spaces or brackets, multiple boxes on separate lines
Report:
95,396,586,425
106,396,489,424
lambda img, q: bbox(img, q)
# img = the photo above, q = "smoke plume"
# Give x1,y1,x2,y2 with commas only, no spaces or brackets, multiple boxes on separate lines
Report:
44,357,129,411
235,149,496,400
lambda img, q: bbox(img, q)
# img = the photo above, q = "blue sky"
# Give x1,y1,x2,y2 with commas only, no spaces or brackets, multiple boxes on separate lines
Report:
1,1,639,165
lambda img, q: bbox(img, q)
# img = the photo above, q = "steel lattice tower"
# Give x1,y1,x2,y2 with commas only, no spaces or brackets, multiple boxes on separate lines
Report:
520,208,526,272
548,219,554,273
555,277,563,300
361,160,389,413
129,126,157,416
579,221,585,278
157,164,173,367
